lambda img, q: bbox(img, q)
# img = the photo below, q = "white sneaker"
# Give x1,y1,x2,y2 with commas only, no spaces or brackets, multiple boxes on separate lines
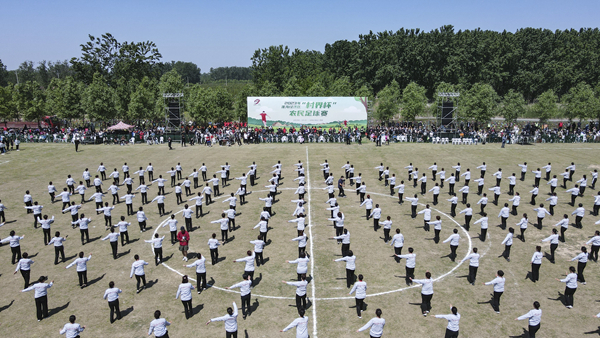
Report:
182,257,186,261
184,257,188,261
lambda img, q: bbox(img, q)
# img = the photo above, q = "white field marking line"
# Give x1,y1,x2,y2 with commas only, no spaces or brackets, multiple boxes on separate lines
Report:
305,146,318,338
0,160,10,165
316,191,473,300
150,189,296,300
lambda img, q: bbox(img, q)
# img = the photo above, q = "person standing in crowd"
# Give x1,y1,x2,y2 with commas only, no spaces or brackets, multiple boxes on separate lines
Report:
530,246,543,283
533,204,551,229
175,275,195,319
101,227,120,259
213,214,231,243
21,276,53,322
571,203,585,228
283,274,308,313
206,302,238,337
14,252,34,288
443,229,460,262
48,231,67,265
208,233,221,265
356,309,385,338
411,271,433,316
334,250,356,288
484,270,505,314
434,306,461,338
459,204,473,230
234,250,257,283
516,301,542,338
2,230,24,264
586,231,600,262
59,315,85,337
226,274,253,319
150,194,166,217
349,274,367,318
516,214,528,242
461,248,479,285
553,214,569,242
288,252,310,281
508,192,520,216
178,227,190,262
500,228,514,262
65,251,92,288
130,254,149,293
185,253,207,293
556,266,578,309
474,213,488,241
570,247,588,285
280,308,309,338
541,229,559,263
103,281,122,323
447,194,458,217
251,235,266,266
145,233,165,265
148,310,171,338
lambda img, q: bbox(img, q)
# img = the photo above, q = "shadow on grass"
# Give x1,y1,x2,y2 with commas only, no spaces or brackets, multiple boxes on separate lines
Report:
48,301,70,317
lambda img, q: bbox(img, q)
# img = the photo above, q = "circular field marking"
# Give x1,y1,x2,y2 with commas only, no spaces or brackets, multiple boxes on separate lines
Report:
150,187,473,301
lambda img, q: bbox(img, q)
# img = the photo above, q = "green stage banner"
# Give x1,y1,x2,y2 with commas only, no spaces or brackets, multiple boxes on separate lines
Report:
247,97,368,129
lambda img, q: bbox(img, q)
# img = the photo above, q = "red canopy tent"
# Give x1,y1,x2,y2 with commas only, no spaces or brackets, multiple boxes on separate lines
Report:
107,121,135,131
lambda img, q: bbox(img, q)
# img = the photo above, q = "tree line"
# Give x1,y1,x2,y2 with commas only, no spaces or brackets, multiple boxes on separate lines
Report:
1,26,600,125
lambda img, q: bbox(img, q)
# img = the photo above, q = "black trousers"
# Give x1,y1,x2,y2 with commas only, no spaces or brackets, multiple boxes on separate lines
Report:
108,299,122,323
135,274,147,290
503,245,512,259
182,299,193,319
196,205,202,217
531,263,541,282
255,252,264,266
433,194,439,205
468,265,478,284
520,228,526,241
110,241,118,259
397,192,403,203
501,217,507,230
434,229,441,243
383,228,391,242
549,243,558,262
355,297,364,317
342,244,350,256
480,203,486,214
421,293,432,314
139,221,147,232
346,268,355,288
80,229,89,245
480,228,487,241
121,231,130,246
176,193,183,204
577,261,586,283
54,246,65,264
492,291,503,312
226,331,237,338
241,294,251,316
450,245,458,261
77,270,88,286
529,324,540,338
104,215,112,227
445,328,459,338
126,203,133,215
154,247,163,265
185,218,192,231
464,215,472,230
221,229,228,242
210,248,219,265
509,184,515,195
411,205,417,218
449,183,455,194
20,269,30,288
405,266,414,284
450,204,457,217
296,294,307,311
158,203,165,216
592,245,600,262
564,286,576,307
197,272,207,290
11,246,22,264
158,186,165,195
35,295,48,320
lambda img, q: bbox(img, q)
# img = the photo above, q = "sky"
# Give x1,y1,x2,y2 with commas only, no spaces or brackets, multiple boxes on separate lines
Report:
1,0,599,72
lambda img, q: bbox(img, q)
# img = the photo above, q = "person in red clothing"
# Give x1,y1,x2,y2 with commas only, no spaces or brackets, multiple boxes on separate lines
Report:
177,227,190,262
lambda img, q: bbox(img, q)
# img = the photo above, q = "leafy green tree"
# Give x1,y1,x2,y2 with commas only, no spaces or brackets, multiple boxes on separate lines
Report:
375,80,401,121
71,33,162,84
187,86,234,123
128,77,158,121
329,76,353,97
282,76,302,96
562,82,598,121
12,81,46,122
305,81,327,96
401,82,427,121
355,84,372,99
46,76,84,120
498,89,526,122
0,59,9,86
82,73,117,121
259,80,279,97
0,84,16,119
233,84,257,121
172,61,201,84
462,83,498,121
532,89,558,122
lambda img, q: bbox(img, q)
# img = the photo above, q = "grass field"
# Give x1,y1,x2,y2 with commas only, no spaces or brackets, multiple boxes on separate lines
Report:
0,141,600,337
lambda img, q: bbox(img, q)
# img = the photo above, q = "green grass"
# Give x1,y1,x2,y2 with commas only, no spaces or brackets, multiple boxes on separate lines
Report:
0,142,599,337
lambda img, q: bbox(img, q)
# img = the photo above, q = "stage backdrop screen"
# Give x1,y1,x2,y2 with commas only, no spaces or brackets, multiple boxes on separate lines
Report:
247,97,368,129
